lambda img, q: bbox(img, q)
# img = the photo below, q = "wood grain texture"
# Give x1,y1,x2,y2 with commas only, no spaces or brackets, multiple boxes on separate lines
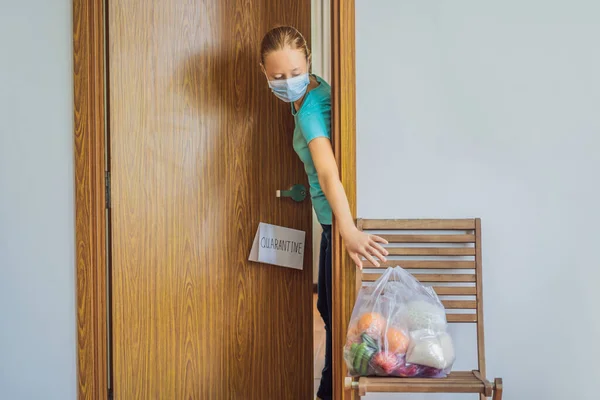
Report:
385,247,475,256
360,219,476,231
429,286,477,296
493,378,504,400
108,1,312,398
353,219,504,396
446,314,478,323
356,372,487,395
377,234,476,243
331,0,357,399
441,300,477,310
362,260,475,269
475,218,488,400
473,370,494,397
361,273,476,283
360,285,477,296
73,0,108,398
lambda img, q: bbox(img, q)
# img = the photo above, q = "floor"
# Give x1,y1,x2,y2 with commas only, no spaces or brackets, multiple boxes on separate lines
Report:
314,293,326,397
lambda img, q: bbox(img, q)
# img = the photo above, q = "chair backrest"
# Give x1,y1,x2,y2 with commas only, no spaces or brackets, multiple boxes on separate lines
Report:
356,218,487,376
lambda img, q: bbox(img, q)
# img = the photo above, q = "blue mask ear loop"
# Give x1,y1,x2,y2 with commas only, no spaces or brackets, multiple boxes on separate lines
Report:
260,65,273,88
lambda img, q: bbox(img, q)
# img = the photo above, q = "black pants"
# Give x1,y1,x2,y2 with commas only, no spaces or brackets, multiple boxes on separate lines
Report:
316,224,332,400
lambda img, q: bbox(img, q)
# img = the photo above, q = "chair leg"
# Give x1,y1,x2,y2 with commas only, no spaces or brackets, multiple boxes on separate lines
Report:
492,378,503,400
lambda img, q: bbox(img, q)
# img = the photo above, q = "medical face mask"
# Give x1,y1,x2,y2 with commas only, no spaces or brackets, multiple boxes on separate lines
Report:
267,73,310,103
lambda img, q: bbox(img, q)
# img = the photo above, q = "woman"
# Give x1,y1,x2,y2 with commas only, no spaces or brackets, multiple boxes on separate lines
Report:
260,26,389,400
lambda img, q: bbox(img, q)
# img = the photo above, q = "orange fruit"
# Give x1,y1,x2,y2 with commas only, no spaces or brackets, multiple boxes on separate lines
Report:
385,327,409,354
357,312,387,336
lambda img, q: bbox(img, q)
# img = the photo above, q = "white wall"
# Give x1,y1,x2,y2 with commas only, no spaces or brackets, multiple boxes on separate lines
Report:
0,1,77,399
356,1,600,399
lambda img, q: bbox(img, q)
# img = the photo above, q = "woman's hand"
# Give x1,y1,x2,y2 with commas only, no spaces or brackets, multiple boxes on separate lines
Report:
343,227,389,269
306,137,390,269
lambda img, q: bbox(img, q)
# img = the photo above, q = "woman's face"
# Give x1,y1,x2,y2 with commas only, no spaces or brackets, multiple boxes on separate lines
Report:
262,46,308,81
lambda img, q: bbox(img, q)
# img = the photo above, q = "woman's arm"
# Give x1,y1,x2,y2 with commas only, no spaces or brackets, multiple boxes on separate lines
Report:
308,137,388,268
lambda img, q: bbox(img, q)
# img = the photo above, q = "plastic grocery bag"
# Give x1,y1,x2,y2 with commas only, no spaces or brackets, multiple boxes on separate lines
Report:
343,266,455,378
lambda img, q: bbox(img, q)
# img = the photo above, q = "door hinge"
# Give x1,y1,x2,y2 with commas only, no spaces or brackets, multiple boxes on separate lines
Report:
105,171,111,209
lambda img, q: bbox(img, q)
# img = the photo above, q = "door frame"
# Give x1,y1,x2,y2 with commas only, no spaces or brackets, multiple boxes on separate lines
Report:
72,0,356,398
73,0,109,398
330,1,357,399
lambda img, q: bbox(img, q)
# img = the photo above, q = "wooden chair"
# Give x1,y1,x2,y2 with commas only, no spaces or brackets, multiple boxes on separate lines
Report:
345,218,503,399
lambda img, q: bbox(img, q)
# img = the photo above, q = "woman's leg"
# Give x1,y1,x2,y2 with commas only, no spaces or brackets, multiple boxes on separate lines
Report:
316,224,332,400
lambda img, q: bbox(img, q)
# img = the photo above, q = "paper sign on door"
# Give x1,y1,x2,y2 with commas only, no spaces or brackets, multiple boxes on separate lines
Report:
248,222,306,270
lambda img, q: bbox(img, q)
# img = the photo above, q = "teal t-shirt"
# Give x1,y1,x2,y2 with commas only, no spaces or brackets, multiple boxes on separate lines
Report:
291,74,332,225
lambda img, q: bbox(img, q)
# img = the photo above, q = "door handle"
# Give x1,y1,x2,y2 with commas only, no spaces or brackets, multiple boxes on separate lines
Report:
276,184,307,202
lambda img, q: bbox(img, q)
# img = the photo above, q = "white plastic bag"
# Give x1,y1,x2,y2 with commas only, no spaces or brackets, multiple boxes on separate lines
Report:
343,266,456,378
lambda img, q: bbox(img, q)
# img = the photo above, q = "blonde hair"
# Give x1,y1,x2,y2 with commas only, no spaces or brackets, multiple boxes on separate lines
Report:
260,26,311,65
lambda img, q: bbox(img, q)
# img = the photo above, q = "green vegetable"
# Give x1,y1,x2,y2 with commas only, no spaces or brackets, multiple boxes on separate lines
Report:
353,343,366,373
363,347,377,375
359,352,370,375
362,333,379,351
353,342,376,376
348,343,360,372
359,356,367,375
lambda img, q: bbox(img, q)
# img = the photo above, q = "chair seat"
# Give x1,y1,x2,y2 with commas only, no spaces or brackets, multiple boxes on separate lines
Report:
355,370,494,396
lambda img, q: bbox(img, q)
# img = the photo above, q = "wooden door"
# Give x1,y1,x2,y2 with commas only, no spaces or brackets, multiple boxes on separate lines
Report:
108,1,312,398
